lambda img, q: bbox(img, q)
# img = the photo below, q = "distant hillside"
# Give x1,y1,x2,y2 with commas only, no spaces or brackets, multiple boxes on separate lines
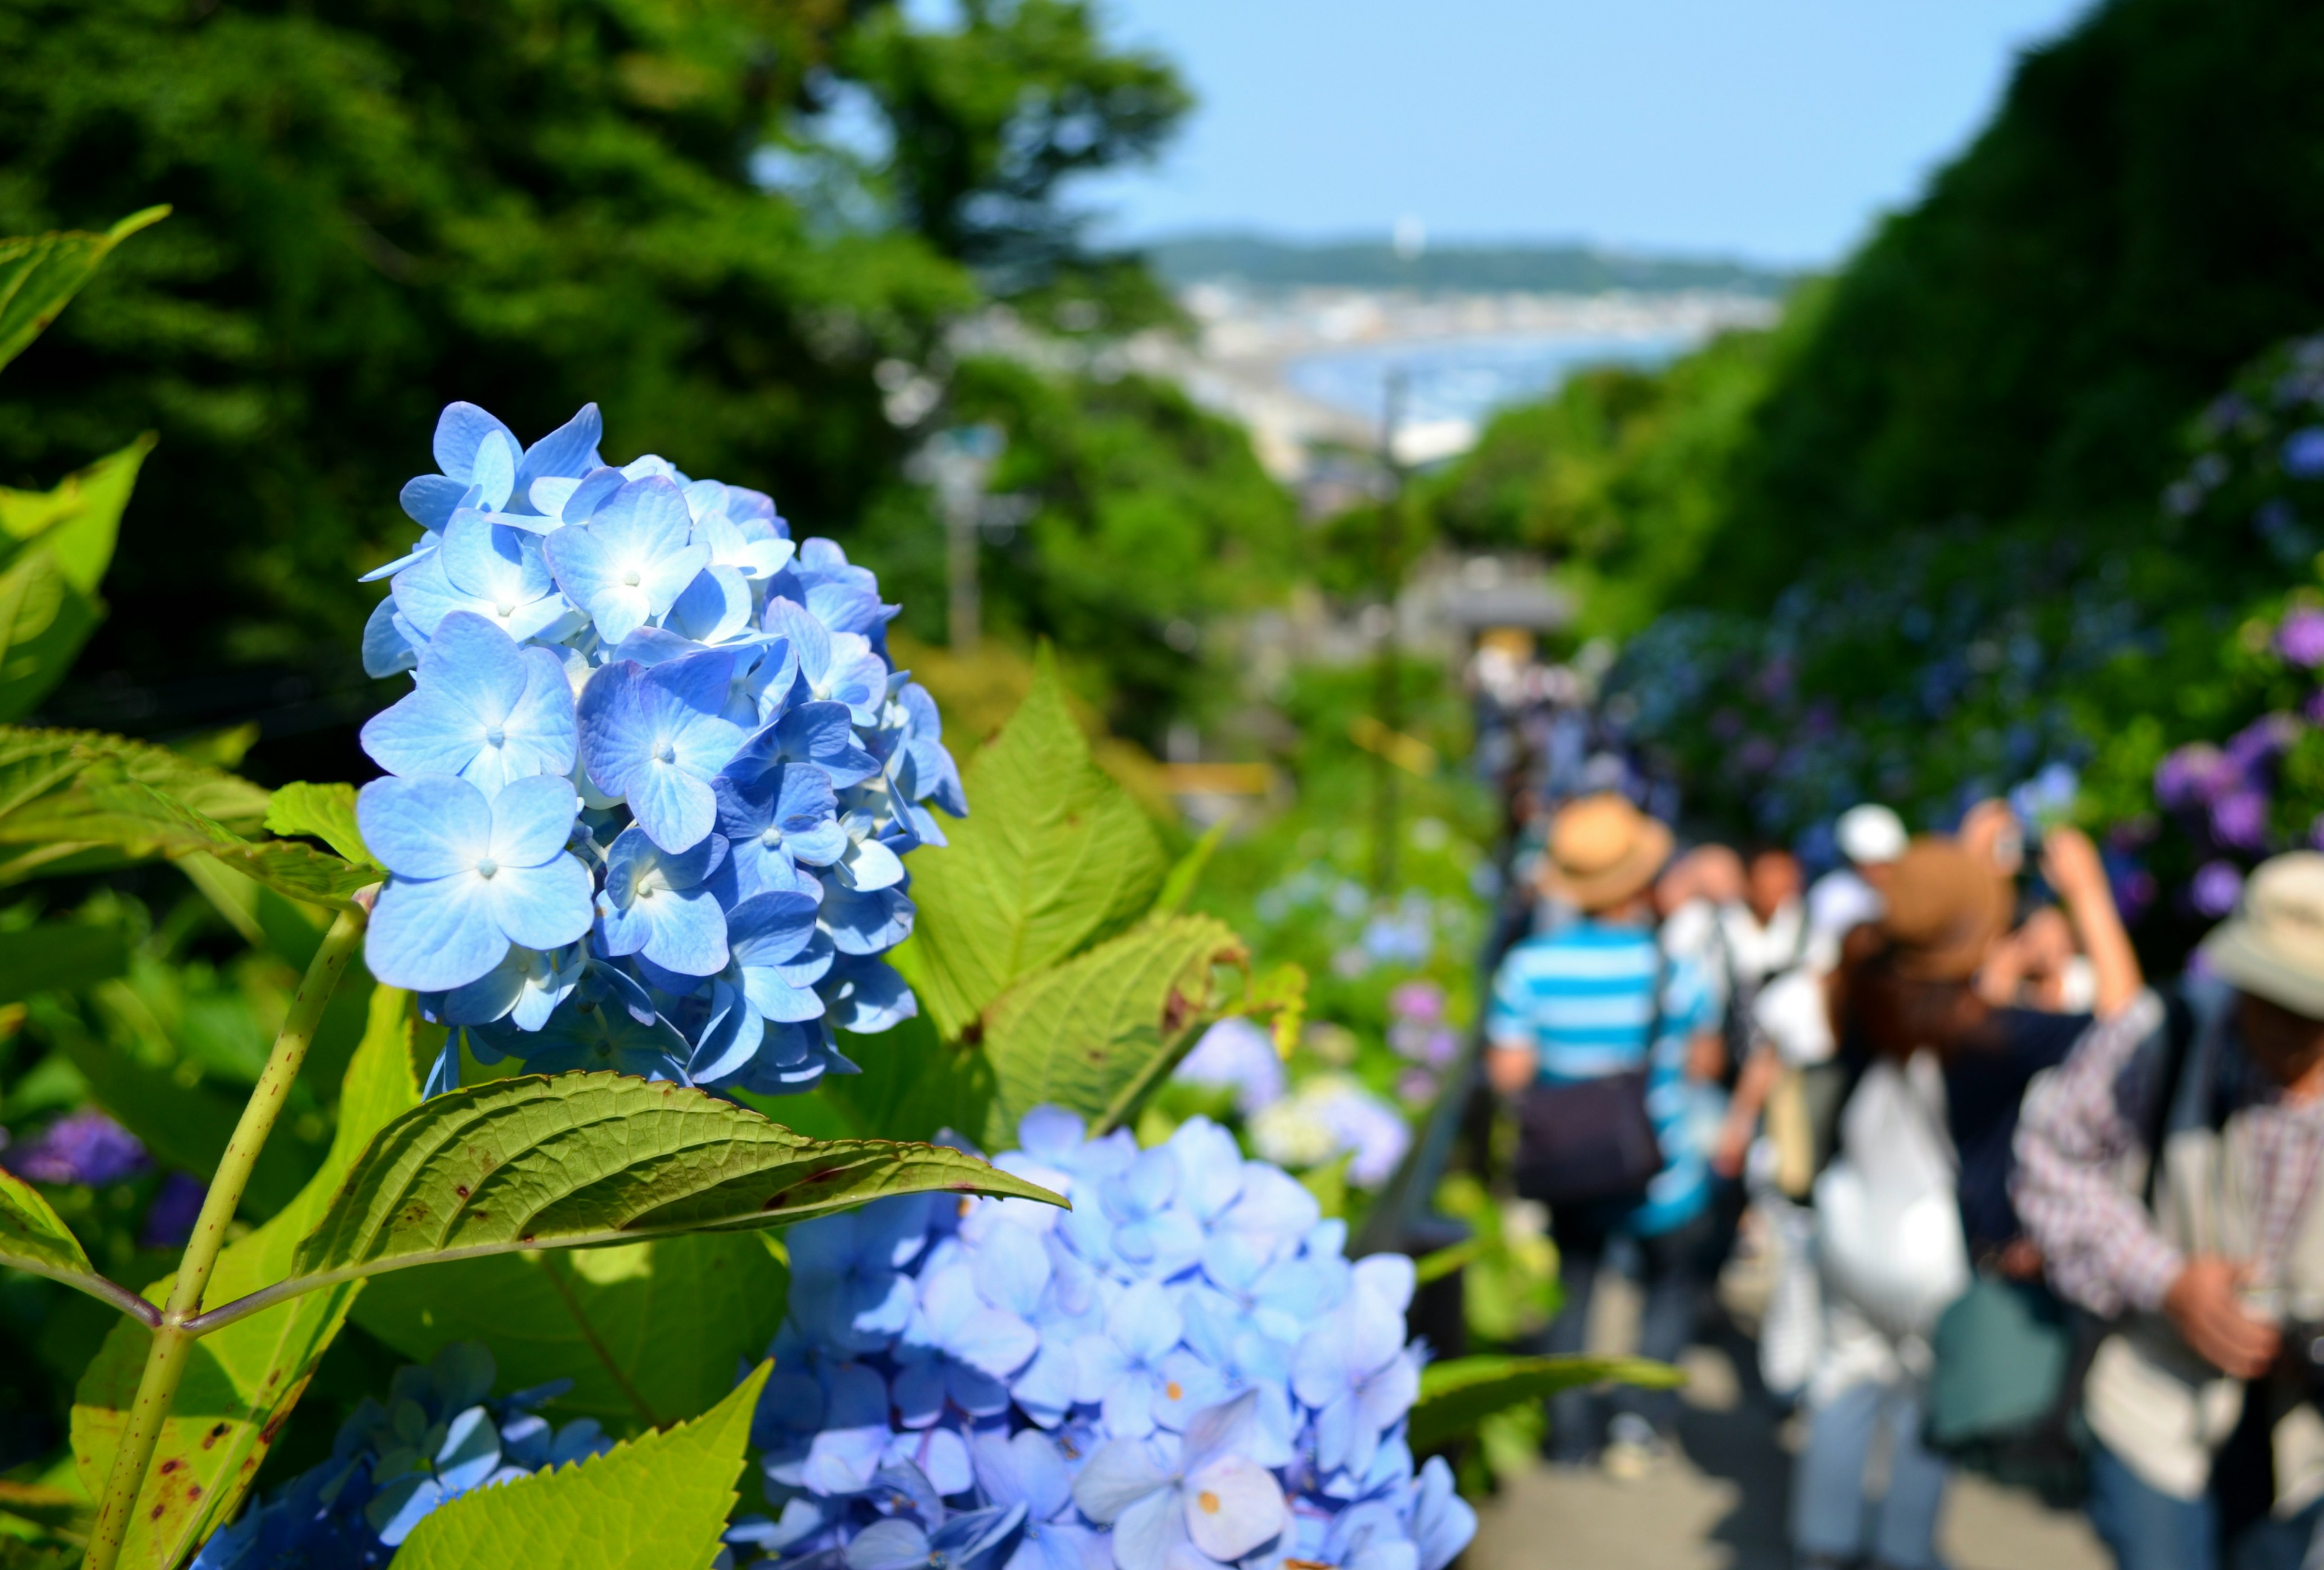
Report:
1144,233,1794,297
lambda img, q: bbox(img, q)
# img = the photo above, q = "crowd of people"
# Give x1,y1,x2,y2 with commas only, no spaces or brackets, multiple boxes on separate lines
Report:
1466,642,2324,1570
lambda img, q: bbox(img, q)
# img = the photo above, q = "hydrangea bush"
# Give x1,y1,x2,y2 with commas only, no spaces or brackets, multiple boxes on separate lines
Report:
730,1108,1475,1570
191,1345,609,1569
352,401,965,1095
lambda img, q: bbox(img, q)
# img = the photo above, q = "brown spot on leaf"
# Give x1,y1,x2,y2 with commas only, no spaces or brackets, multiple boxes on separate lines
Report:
1161,988,1194,1034
455,1184,470,1198
960,1019,985,1046
761,1192,789,1210
160,1459,182,1475
468,1210,488,1221
260,1411,290,1443
520,1233,536,1243
150,1505,165,1522
188,1485,202,1501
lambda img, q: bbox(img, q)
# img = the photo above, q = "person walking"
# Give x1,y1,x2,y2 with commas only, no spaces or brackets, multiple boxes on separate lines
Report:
1487,792,1722,1479
1791,838,2009,1570
2015,852,2324,1570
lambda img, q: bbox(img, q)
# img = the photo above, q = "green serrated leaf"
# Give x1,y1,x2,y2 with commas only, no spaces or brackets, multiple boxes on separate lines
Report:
263,781,377,869
71,987,427,1569
0,434,156,593
904,649,1168,1040
0,728,272,884
1407,1354,1686,1453
0,1167,96,1284
257,1073,1063,1311
980,913,1244,1148
393,1360,770,1570
0,761,367,904
352,1230,788,1431
0,208,167,374
0,548,100,725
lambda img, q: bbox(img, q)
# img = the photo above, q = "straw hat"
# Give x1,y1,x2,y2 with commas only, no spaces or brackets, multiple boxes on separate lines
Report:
2201,852,2324,1020
1879,838,2011,981
1542,793,1674,913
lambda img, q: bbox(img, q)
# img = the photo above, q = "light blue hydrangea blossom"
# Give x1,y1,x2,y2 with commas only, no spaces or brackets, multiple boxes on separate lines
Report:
356,401,963,1095
726,1110,1476,1570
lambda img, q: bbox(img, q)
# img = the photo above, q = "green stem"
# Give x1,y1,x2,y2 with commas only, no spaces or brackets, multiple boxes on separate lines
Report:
82,902,367,1570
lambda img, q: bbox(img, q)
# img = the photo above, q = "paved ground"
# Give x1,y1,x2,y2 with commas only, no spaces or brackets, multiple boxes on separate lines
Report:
1465,1272,2112,1570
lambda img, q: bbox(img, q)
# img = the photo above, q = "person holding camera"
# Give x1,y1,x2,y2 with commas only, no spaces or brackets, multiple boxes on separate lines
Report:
2014,852,2324,1570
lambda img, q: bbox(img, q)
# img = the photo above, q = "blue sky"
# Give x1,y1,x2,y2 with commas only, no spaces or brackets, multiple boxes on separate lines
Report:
1075,0,2097,266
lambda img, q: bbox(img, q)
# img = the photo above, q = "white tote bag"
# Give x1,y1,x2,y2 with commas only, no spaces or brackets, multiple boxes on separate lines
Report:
1813,1053,1971,1343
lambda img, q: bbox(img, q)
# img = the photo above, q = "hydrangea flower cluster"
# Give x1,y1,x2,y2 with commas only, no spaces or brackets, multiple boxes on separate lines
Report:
353,402,964,1094
192,1344,608,1569
731,1108,1474,1570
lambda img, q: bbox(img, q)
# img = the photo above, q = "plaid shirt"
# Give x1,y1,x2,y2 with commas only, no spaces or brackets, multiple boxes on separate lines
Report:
2012,988,2324,1317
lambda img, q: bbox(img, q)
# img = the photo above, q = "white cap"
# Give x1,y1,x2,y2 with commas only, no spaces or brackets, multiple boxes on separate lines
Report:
1835,804,1908,867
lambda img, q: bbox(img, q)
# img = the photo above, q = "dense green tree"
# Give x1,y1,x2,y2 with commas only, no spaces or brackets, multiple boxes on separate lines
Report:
1688,0,2324,608
1421,324,1791,638
0,0,1196,777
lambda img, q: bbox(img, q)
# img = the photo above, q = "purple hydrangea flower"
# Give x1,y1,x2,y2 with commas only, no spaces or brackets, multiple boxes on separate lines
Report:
141,1172,207,1248
8,1109,148,1187
2210,789,2270,851
2283,427,2324,480
2280,609,2324,668
2192,860,2246,918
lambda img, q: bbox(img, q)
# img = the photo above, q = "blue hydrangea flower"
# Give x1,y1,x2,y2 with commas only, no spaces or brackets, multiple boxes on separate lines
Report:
577,652,749,853
361,611,576,794
358,773,593,993
545,476,710,642
357,401,960,1097
191,1343,607,1569
717,764,847,898
594,824,730,977
729,1114,1469,1570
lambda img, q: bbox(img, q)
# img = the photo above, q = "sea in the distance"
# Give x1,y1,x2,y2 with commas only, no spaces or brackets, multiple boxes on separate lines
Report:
1283,331,1692,432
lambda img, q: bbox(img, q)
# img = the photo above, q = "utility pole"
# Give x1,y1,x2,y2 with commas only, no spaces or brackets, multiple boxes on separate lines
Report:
1371,367,1408,897
921,425,1004,655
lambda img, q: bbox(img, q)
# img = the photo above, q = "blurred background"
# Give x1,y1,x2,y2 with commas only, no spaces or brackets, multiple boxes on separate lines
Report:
8,0,2324,1564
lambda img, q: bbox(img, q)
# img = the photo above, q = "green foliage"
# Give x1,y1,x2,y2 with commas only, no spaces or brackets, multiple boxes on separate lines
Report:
392,1361,770,1570
902,649,1167,1039
813,1012,997,1149
979,912,1244,1148
0,918,126,1007
1407,1354,1686,1453
0,0,1192,737
0,207,166,373
71,984,424,1570
1421,329,1785,638
1687,0,2324,609
274,1074,1063,1307
352,1232,788,1432
261,783,376,871
0,436,154,720
908,359,1302,739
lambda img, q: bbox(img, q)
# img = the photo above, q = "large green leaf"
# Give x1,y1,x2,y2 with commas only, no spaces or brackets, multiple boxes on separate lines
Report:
0,744,366,904
263,781,378,870
0,1166,147,1325
0,549,100,726
980,913,1244,1148
1406,1355,1687,1453
71,987,427,1570
0,434,154,593
0,728,271,884
393,1360,770,1570
902,649,1167,1039
352,1230,789,1431
0,208,167,373
221,1074,1063,1318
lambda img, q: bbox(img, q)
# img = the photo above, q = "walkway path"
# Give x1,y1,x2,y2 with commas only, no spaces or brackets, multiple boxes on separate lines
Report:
1466,1274,2111,1570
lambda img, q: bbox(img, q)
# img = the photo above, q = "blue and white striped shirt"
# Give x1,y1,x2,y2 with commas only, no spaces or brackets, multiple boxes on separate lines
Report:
1487,916,1718,1235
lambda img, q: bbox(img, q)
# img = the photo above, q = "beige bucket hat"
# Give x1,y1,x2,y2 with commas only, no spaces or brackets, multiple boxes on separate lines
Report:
2201,852,2324,1020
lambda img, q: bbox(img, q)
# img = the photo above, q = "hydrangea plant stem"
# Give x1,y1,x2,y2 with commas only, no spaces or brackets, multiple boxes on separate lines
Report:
84,901,370,1570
